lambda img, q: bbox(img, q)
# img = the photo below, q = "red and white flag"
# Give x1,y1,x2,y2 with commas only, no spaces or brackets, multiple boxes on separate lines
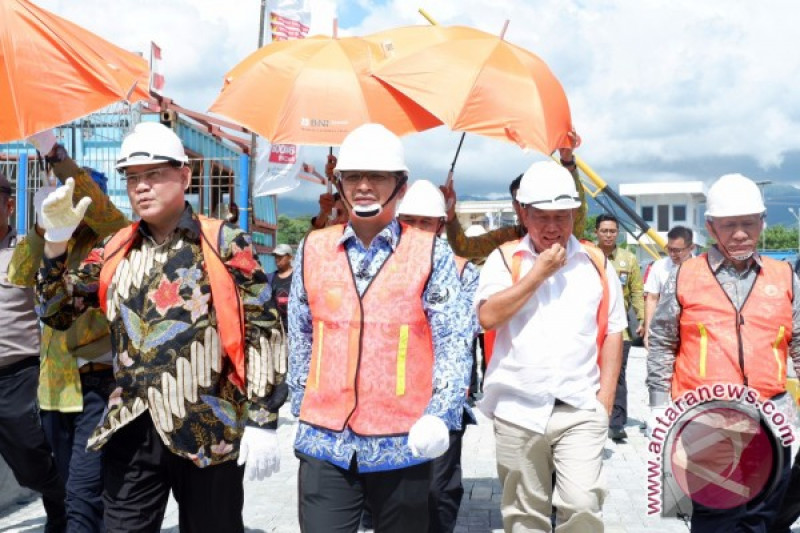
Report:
253,0,312,197
149,42,165,95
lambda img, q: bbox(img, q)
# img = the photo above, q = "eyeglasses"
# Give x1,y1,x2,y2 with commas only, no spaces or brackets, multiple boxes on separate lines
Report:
121,165,179,187
667,245,691,255
338,172,396,186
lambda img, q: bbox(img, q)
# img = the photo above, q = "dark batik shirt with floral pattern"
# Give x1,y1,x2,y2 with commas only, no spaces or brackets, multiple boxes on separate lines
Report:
37,204,286,467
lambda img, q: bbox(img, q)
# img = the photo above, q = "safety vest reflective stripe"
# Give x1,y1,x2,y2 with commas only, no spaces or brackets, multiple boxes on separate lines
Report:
673,254,793,400
97,216,246,388
300,223,435,436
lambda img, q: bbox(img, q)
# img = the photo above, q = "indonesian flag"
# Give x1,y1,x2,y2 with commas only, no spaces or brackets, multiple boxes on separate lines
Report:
149,42,165,95
253,0,312,197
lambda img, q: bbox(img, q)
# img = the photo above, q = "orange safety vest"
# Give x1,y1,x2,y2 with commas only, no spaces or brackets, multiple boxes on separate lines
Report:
97,215,247,389
490,239,610,363
673,254,793,400
299,223,436,436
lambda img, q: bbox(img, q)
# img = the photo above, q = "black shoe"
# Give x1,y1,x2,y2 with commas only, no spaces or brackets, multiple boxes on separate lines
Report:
609,427,628,442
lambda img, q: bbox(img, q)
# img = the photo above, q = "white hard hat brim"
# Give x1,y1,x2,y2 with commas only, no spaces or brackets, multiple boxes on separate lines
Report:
116,154,188,170
517,196,582,210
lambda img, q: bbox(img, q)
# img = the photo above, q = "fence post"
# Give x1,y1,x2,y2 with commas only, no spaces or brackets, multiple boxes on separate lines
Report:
238,154,249,232
16,158,28,237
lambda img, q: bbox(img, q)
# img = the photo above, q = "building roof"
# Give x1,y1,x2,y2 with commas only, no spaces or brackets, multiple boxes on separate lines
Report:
619,181,707,196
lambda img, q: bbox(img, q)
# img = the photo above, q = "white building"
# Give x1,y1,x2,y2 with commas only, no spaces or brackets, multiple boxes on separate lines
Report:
619,181,708,261
454,199,516,231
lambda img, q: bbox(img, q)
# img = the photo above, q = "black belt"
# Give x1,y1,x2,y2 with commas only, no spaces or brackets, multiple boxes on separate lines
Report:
79,362,113,374
0,357,39,377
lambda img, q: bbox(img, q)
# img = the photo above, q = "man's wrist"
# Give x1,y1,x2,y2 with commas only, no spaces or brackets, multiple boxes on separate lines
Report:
45,144,68,165
560,158,577,168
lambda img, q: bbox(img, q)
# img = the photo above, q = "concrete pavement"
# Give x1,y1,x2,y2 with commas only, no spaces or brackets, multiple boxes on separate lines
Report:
1,347,796,532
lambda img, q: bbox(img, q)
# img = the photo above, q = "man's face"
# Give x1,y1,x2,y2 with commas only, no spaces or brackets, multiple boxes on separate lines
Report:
275,254,292,272
706,214,762,261
521,206,574,253
667,237,694,265
398,214,442,234
124,163,190,225
596,220,619,249
0,193,13,236
338,171,403,223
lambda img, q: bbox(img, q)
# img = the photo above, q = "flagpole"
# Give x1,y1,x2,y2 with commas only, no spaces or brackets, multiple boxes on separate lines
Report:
247,0,268,227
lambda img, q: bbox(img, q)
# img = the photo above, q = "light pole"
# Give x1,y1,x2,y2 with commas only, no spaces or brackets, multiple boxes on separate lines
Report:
755,180,771,250
788,208,800,256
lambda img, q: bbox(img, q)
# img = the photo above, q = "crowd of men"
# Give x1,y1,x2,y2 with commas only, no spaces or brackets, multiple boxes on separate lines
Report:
0,121,799,533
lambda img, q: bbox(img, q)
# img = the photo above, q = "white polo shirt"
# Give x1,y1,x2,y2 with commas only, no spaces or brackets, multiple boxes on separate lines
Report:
475,234,627,434
643,256,679,295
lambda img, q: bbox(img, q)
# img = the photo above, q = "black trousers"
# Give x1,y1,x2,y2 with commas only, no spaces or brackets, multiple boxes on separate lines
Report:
429,426,466,533
0,359,66,531
771,446,800,532
609,340,631,430
297,452,432,533
102,413,245,533
41,369,114,533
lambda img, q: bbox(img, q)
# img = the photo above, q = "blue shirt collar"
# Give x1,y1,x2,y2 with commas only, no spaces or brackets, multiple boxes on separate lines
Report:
337,219,401,251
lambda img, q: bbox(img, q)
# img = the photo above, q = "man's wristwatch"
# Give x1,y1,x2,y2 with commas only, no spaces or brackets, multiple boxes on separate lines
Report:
560,158,577,168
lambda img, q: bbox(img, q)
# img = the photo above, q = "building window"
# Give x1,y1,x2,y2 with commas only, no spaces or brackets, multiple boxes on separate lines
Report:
658,205,669,232
673,204,687,222
642,206,654,222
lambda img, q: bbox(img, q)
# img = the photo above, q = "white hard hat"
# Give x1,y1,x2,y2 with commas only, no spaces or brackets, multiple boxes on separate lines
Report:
515,161,581,210
397,180,446,218
334,123,408,173
465,224,487,237
116,122,189,170
705,173,766,218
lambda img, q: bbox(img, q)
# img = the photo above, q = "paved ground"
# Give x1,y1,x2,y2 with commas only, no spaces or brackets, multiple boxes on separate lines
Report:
1,347,797,532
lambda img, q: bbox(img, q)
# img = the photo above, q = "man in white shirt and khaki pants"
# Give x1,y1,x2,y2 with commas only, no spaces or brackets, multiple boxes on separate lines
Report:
476,161,626,532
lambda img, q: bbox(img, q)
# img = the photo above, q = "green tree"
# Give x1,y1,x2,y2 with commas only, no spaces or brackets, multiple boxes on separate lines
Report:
277,214,313,245
762,224,799,250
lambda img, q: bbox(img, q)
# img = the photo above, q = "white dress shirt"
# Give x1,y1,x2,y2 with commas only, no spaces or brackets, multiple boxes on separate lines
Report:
643,256,679,295
475,235,627,434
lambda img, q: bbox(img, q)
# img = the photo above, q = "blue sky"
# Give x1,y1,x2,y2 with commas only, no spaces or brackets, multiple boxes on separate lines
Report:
33,0,800,221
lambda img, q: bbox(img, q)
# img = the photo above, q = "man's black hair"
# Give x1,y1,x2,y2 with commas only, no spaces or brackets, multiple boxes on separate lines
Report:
667,226,693,244
510,174,523,199
595,213,619,229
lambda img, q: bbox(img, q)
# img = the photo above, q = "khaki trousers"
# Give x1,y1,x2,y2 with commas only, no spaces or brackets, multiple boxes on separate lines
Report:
494,402,608,532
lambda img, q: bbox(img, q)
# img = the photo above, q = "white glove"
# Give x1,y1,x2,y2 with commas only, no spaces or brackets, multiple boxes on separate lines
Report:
33,177,58,224
645,405,668,439
237,427,280,481
27,130,57,155
408,415,450,459
40,178,91,243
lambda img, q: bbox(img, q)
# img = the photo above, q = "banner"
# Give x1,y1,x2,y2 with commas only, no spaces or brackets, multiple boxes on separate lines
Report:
253,0,312,197
149,42,165,95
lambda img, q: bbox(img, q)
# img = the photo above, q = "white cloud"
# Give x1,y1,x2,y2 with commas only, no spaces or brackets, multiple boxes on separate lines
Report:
29,0,800,203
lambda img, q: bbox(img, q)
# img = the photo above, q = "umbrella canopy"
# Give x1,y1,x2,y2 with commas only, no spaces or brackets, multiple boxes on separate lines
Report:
0,0,149,142
371,25,573,155
209,35,442,146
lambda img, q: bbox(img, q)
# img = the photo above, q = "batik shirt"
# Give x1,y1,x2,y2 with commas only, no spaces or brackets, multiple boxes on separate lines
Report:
37,204,285,467
288,219,470,472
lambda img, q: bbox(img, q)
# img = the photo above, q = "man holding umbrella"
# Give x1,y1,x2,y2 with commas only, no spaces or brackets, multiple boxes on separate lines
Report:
288,123,470,532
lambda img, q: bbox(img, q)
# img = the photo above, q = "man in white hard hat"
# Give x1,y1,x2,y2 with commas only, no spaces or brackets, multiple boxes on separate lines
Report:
36,121,286,533
288,124,469,532
476,160,626,532
647,173,799,531
397,179,479,533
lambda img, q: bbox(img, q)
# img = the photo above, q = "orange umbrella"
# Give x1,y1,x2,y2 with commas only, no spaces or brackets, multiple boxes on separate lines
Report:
371,25,573,155
208,35,442,146
0,0,149,142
